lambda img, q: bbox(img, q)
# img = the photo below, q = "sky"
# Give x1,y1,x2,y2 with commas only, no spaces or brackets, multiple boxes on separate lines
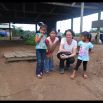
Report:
12,11,103,33
56,12,99,33
12,24,36,31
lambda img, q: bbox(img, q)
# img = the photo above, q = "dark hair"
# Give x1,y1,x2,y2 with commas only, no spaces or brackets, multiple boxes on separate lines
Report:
81,31,92,41
50,28,57,34
64,29,75,38
39,24,47,29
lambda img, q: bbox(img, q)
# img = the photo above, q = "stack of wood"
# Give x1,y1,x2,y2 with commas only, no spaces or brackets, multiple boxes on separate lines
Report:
4,51,36,62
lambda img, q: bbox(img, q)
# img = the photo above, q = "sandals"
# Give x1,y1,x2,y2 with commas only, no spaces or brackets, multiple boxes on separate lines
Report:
37,74,42,79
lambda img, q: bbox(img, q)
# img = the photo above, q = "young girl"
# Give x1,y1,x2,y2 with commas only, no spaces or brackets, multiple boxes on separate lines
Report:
45,29,59,73
35,24,47,79
70,31,94,79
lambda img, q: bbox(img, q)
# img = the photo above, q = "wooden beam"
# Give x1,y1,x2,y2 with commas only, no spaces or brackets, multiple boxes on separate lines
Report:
35,15,41,21
42,2,98,9
71,2,76,6
0,13,2,17
0,3,8,11
9,22,12,40
49,7,56,14
22,3,26,15
0,8,70,16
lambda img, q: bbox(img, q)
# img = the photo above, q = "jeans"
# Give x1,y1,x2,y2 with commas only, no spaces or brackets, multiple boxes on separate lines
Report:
44,56,54,72
59,58,75,68
36,49,46,75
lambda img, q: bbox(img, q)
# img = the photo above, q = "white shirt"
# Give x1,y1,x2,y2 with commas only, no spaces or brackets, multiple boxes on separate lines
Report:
57,32,62,37
60,37,77,53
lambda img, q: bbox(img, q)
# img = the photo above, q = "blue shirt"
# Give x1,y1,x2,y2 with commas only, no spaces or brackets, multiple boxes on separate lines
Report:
35,33,47,49
78,41,94,61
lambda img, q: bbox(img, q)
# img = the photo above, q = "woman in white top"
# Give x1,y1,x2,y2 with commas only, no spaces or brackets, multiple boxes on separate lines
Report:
57,29,77,74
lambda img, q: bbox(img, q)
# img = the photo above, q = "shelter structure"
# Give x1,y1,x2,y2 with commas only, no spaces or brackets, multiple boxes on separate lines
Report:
0,2,103,34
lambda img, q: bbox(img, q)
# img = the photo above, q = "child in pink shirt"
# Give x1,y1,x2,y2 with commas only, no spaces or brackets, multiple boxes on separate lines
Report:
45,29,59,73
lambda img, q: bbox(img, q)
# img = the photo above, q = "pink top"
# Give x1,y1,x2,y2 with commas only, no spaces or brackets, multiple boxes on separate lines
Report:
45,36,59,55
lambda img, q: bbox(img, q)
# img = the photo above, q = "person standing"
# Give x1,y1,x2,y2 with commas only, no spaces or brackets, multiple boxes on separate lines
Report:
45,29,59,73
57,29,62,42
35,24,47,79
70,31,94,79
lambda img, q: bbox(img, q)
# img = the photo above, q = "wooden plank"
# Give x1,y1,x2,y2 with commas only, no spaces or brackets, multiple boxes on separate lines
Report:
23,52,36,57
14,51,28,57
6,56,36,62
4,52,16,58
4,51,37,62
15,51,36,57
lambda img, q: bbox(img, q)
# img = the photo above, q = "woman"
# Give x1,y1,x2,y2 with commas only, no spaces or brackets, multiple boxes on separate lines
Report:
57,29,77,74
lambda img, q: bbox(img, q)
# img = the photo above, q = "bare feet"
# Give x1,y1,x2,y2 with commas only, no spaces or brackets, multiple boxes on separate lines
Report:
83,74,88,79
70,70,76,79
70,74,76,79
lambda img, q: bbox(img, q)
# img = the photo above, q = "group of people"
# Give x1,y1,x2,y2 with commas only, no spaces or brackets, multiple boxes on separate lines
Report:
34,23,94,79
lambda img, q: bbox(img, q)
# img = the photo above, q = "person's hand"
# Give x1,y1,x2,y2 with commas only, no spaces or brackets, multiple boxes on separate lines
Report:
46,49,48,53
41,33,44,37
60,54,69,59
46,53,53,58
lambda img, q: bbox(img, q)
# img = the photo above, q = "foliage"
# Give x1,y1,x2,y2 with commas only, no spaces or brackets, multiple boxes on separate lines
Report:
12,25,24,37
12,25,36,46
24,34,36,46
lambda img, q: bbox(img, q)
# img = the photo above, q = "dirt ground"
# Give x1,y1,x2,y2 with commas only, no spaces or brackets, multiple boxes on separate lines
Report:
0,39,103,100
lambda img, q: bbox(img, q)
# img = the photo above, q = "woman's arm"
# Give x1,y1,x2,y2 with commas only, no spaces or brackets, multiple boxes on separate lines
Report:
68,47,77,58
60,47,77,59
58,43,68,53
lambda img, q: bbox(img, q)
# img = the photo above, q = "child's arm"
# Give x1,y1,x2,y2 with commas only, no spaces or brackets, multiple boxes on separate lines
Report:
35,33,44,43
51,38,59,52
89,43,94,54
45,38,51,51
76,46,80,55
46,37,59,53
89,48,94,54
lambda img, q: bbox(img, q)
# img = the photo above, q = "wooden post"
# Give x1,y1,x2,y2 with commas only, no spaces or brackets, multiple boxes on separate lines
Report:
71,18,73,31
80,2,84,33
9,22,12,40
97,11,101,43
35,23,37,33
